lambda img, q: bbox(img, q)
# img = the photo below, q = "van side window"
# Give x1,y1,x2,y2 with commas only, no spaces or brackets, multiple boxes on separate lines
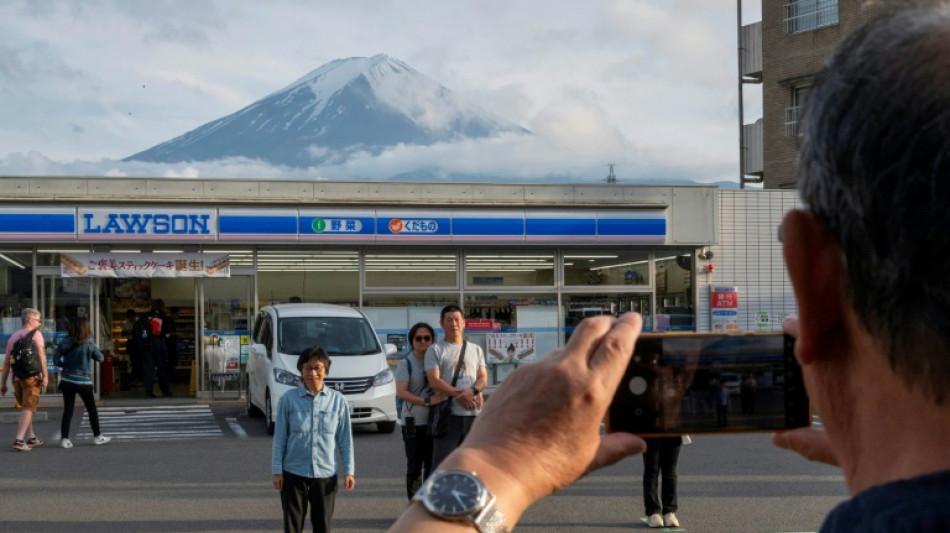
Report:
261,318,274,359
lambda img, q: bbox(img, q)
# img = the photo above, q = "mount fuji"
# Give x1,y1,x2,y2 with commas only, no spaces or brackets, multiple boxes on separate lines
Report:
124,54,531,169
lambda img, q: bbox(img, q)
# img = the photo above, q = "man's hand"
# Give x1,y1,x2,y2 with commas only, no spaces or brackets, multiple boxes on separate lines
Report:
772,428,839,466
442,313,647,522
343,475,356,490
772,316,839,467
455,387,477,410
272,474,283,491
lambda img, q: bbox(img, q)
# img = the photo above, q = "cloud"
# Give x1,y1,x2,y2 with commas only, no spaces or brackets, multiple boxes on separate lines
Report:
0,122,738,185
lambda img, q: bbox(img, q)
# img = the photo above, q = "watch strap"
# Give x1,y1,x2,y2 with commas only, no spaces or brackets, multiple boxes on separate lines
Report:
472,497,510,533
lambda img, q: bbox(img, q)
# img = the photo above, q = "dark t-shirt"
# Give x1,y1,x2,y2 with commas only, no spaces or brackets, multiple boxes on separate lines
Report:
820,470,950,533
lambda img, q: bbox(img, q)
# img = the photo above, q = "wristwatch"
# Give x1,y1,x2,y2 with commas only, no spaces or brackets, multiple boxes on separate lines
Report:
472,386,480,396
413,470,510,533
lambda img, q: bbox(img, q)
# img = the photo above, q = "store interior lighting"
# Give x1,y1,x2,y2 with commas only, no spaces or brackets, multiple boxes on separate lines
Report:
0,253,26,269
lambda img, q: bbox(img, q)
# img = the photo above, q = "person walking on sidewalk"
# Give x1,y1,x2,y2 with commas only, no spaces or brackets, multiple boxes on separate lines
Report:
1,308,48,451
57,316,111,449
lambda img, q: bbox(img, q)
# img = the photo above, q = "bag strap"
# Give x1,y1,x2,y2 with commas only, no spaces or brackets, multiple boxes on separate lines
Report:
449,340,467,387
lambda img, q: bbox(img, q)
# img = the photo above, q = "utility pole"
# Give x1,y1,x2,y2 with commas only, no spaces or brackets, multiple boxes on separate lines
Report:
605,163,617,184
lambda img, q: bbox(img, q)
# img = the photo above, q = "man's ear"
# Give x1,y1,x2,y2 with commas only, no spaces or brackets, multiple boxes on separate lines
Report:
782,209,848,365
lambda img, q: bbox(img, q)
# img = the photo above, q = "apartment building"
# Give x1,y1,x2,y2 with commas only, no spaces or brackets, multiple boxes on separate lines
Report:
744,0,890,189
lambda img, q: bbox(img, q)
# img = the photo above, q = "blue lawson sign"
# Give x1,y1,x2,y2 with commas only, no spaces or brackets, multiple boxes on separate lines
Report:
0,206,669,244
78,208,216,241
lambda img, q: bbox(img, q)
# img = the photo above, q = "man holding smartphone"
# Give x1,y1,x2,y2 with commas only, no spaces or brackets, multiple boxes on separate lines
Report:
772,6,950,531
385,8,950,533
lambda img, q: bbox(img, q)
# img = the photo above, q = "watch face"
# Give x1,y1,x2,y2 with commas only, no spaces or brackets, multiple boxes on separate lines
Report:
424,471,484,517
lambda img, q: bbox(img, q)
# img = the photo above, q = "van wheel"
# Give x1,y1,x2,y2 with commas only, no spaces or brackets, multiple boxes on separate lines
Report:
246,381,263,418
265,393,276,435
377,421,396,434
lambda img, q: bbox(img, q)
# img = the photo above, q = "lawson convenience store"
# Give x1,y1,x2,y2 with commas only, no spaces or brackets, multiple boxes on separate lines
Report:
0,177,795,401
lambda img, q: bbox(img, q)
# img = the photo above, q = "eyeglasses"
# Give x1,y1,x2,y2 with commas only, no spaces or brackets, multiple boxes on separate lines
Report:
302,364,326,373
414,335,432,342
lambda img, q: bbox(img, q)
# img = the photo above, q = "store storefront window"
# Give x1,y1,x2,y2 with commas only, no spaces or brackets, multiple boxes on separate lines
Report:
464,251,554,288
655,252,695,331
564,250,651,287
201,276,253,398
0,249,34,335
463,291,558,385
365,250,458,288
256,249,359,304
562,293,653,339
361,294,458,356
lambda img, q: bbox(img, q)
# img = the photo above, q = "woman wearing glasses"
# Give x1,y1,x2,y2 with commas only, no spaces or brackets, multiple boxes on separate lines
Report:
395,322,445,499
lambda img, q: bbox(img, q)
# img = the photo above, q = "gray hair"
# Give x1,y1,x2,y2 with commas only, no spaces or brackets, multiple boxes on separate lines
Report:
797,6,950,404
21,307,40,326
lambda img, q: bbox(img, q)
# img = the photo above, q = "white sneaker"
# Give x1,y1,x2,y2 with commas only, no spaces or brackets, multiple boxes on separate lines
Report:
663,512,680,527
60,438,73,449
93,435,111,446
646,514,664,528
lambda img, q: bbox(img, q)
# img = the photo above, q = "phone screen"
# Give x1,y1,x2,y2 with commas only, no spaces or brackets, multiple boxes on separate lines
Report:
605,333,809,436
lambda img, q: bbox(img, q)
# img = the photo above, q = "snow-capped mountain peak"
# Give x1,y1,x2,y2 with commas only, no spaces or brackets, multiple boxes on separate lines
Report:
125,54,529,168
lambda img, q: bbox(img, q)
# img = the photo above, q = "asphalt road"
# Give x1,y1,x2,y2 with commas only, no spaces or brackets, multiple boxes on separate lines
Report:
0,399,847,533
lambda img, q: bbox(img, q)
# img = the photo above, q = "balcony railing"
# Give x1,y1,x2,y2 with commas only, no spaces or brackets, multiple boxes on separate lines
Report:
784,0,839,34
784,106,801,137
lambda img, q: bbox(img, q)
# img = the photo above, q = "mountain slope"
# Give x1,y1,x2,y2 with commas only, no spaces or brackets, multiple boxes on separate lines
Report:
124,54,530,168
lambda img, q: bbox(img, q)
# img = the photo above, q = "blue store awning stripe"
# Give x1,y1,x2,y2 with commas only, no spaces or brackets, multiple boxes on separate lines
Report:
219,216,297,234
453,218,524,236
597,218,666,236
526,218,596,236
0,213,75,233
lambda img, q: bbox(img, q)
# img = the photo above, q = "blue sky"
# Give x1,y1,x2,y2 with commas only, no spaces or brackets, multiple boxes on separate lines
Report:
0,0,762,184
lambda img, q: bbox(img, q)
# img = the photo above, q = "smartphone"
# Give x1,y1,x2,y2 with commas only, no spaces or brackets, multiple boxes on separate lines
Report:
605,332,809,436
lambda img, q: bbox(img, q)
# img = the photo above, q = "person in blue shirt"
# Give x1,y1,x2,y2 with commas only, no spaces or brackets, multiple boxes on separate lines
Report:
58,316,111,448
272,347,355,533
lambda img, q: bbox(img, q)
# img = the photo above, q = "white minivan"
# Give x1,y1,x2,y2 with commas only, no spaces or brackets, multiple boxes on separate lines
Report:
246,303,398,434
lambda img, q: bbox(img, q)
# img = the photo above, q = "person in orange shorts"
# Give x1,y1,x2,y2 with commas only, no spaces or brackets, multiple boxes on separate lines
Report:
1,308,49,451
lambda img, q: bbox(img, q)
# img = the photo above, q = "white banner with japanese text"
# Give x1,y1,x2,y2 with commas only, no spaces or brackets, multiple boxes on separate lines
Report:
486,332,537,363
60,253,230,278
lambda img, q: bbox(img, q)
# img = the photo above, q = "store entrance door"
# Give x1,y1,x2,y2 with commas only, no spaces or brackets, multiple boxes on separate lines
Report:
99,278,198,399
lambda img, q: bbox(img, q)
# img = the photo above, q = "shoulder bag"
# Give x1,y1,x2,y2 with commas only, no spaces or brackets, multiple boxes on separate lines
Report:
428,340,467,438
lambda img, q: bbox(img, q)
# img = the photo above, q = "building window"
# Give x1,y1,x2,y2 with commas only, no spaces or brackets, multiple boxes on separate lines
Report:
464,251,554,288
563,250,650,287
784,84,810,137
784,0,838,34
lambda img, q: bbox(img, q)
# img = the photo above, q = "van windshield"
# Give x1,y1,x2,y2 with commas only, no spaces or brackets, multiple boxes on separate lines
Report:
278,316,381,356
